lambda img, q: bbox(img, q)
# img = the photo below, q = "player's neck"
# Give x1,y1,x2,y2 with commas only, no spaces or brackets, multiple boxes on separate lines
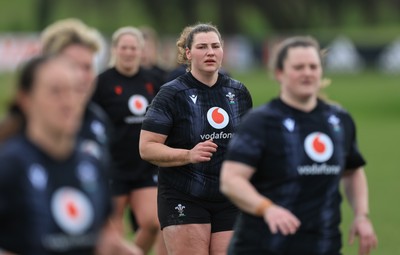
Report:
26,123,75,160
190,70,218,87
115,64,139,77
280,94,317,112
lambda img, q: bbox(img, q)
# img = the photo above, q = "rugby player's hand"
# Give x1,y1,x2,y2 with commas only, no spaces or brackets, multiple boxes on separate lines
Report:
114,239,144,255
263,205,301,236
96,222,144,255
189,139,218,163
0,249,17,255
349,215,378,255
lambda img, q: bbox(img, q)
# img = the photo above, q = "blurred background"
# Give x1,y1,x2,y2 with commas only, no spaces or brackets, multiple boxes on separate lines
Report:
0,0,399,254
1,0,400,73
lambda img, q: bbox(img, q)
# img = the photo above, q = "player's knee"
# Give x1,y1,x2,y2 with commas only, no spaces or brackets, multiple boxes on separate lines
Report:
138,217,160,232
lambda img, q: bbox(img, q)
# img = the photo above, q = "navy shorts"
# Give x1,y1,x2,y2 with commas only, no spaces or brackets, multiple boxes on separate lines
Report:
110,172,158,196
157,184,239,233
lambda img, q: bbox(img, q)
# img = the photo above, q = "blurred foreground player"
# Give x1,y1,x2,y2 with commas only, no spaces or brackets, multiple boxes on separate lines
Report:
0,56,142,255
40,18,112,168
220,36,378,255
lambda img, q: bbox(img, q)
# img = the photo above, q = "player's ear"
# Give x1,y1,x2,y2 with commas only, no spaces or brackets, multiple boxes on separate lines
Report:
186,47,191,60
16,90,30,115
274,68,283,83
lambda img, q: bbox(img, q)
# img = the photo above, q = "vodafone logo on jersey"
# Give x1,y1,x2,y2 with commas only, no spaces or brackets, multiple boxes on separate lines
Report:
51,187,94,235
128,95,148,116
206,107,229,129
304,132,334,162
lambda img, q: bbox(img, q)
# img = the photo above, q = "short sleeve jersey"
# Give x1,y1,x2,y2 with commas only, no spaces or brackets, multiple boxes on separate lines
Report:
93,67,162,180
142,72,253,200
0,135,111,254
225,98,366,254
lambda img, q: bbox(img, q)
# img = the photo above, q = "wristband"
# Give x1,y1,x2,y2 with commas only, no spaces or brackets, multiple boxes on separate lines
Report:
255,198,273,216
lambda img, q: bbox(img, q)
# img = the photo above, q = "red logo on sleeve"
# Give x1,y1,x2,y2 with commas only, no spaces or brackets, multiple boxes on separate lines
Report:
145,82,154,95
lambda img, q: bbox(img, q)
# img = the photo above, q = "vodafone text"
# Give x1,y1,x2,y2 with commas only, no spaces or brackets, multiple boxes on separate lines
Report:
43,233,97,251
125,116,145,124
297,163,340,175
200,131,233,140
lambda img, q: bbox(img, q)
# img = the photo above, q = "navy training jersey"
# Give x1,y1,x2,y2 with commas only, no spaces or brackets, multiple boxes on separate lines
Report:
93,67,162,180
225,98,366,255
78,102,113,170
142,72,253,200
0,135,111,254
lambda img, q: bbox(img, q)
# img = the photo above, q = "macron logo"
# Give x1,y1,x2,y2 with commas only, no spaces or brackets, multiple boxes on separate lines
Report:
283,118,295,132
189,95,197,104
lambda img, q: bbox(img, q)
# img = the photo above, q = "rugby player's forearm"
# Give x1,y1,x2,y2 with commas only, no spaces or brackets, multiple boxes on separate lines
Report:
342,167,370,217
221,161,273,216
140,142,191,167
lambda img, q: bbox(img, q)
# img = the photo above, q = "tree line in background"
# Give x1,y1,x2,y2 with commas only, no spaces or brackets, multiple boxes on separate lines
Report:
1,0,399,74
33,0,400,36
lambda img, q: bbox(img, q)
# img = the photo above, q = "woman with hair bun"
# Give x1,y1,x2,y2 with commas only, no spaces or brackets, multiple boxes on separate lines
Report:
140,23,252,255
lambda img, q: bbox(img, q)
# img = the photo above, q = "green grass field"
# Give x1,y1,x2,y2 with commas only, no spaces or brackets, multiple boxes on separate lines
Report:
1,69,399,254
